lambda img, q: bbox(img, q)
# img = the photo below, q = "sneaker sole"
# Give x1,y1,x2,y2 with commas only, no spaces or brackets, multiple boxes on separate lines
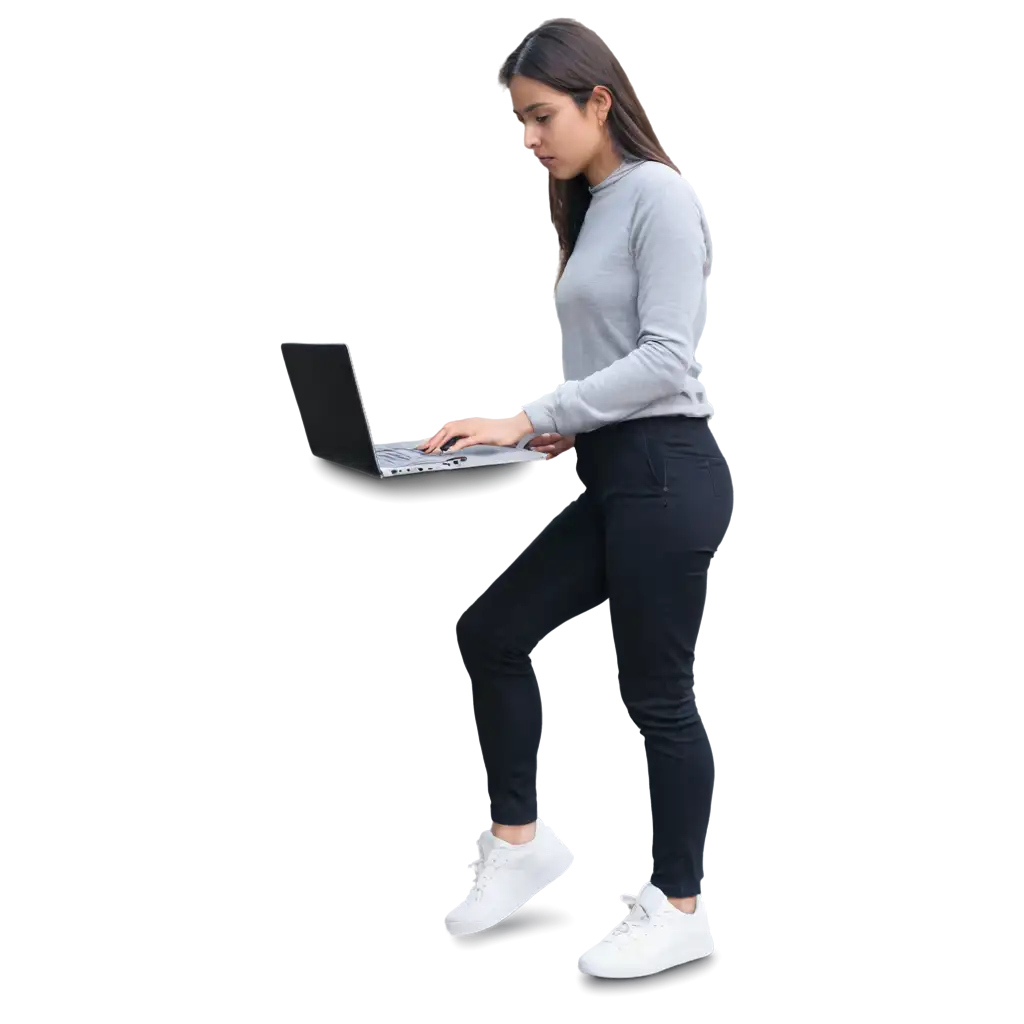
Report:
578,936,714,979
446,845,575,937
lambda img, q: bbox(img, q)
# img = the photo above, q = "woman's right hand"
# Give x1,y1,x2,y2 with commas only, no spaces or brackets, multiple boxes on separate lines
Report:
526,432,576,459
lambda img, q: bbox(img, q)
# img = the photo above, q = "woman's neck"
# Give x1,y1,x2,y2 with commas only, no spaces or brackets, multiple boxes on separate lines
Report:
585,144,622,190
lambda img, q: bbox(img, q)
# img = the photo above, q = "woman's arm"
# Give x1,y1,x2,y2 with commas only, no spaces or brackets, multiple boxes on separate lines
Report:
521,174,710,437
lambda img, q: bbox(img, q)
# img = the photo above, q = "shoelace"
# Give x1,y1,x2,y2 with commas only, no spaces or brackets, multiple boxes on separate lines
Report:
466,846,507,897
602,888,651,942
471,843,487,884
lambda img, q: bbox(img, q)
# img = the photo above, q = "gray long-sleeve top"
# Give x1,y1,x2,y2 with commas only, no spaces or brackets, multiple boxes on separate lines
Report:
521,155,715,438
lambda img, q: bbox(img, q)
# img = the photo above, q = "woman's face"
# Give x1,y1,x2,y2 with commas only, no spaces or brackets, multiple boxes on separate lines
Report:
509,75,608,181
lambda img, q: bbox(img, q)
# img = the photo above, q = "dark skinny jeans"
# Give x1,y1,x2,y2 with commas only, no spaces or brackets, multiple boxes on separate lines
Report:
455,413,733,898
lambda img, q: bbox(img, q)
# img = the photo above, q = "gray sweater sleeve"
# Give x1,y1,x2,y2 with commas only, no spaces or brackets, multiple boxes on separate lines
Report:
521,175,709,437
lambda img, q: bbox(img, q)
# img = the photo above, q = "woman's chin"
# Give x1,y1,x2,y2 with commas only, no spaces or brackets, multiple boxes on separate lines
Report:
547,163,571,179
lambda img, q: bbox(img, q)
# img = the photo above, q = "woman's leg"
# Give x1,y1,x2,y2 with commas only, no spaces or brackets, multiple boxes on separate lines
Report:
603,421,733,899
445,505,597,940
456,488,607,830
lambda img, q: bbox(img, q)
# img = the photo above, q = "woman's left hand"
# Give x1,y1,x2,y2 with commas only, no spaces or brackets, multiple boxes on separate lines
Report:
416,411,534,454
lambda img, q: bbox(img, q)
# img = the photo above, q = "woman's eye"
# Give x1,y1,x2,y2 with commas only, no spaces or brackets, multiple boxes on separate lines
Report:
537,115,549,124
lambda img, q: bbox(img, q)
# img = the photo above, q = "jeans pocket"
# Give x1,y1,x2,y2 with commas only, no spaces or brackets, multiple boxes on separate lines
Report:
640,423,665,492
705,457,731,499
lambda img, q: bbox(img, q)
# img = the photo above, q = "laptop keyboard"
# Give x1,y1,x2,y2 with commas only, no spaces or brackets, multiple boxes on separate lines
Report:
375,446,441,466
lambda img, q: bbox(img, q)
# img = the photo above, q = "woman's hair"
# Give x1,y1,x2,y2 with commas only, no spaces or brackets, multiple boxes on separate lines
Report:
498,17,680,292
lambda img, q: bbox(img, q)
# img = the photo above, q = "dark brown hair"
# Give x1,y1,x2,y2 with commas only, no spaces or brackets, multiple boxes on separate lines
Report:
498,18,679,292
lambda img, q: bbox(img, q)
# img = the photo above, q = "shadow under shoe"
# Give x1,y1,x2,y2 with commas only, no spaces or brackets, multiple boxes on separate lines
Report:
454,897,581,950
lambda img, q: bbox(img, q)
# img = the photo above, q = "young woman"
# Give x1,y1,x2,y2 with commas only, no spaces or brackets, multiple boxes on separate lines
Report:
417,18,733,980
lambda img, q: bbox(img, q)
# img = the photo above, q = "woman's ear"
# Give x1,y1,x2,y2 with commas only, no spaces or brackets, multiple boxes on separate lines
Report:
589,84,610,122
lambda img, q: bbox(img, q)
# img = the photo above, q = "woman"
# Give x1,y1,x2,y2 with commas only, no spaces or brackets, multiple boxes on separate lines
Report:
417,18,733,980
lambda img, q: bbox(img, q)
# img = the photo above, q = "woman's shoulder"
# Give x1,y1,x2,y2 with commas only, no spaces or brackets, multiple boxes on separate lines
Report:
631,158,679,182
626,160,708,223
628,159,713,275
630,159,700,205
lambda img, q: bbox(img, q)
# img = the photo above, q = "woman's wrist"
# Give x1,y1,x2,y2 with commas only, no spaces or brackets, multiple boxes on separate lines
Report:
514,409,535,435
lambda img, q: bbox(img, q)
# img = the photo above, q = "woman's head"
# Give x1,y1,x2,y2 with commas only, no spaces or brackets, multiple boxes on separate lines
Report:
498,18,679,288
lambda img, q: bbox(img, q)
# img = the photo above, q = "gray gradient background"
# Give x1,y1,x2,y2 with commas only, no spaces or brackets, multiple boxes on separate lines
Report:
2,9,1024,1024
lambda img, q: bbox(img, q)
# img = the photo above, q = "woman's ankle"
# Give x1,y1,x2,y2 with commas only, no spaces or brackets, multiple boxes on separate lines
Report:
492,820,537,844
667,895,697,914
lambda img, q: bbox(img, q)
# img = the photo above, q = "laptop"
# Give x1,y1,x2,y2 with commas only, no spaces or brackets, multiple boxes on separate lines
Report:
281,343,549,479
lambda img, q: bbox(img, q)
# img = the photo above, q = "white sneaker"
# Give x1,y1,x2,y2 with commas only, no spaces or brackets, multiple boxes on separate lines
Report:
444,818,574,936
577,882,714,979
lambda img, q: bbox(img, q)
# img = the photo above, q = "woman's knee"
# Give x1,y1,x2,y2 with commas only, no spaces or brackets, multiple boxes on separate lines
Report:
456,606,508,678
457,602,530,664
621,686,701,730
